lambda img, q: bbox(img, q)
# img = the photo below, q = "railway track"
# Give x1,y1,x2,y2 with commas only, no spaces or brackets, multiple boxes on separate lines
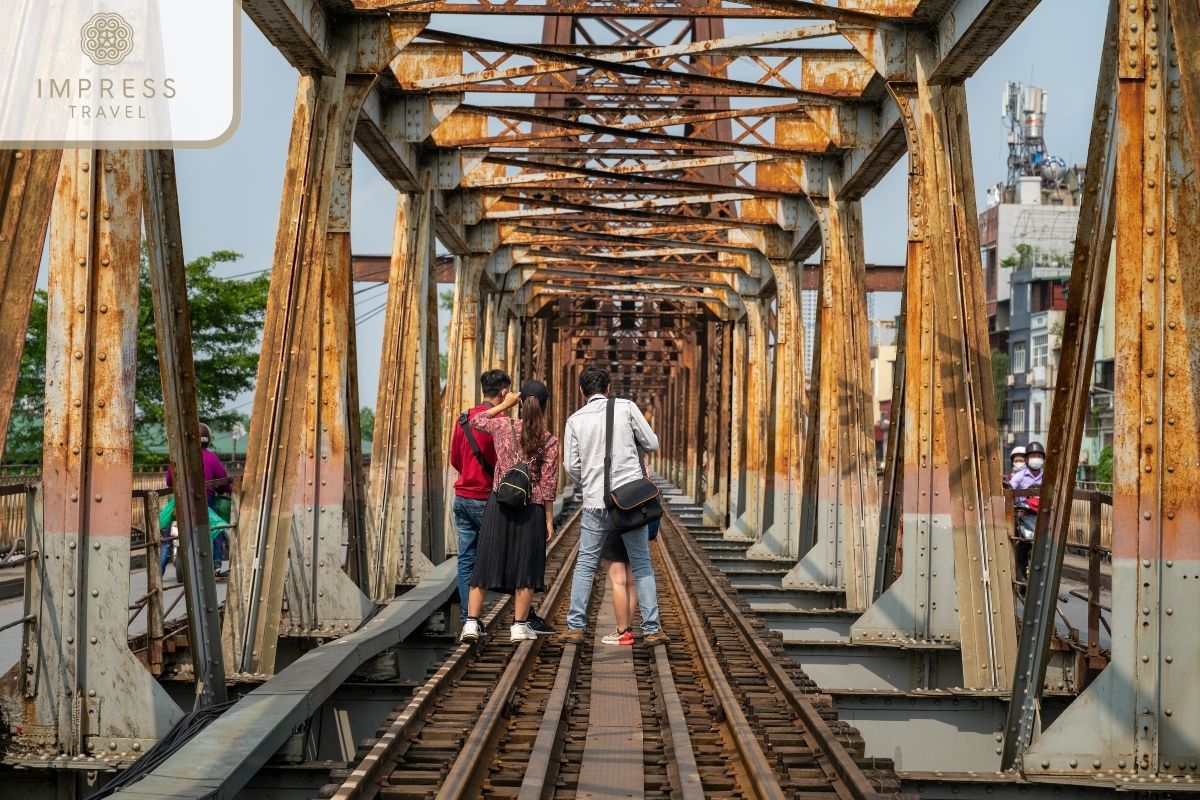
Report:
319,501,902,800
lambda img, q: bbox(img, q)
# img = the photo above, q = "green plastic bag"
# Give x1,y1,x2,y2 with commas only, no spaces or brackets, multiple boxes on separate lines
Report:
211,495,232,524
158,496,176,531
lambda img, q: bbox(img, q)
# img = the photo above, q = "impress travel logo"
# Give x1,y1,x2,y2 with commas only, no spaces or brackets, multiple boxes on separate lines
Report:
0,1,240,147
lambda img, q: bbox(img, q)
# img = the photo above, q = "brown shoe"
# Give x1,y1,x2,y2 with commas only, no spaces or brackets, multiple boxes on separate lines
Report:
561,628,587,644
643,631,670,647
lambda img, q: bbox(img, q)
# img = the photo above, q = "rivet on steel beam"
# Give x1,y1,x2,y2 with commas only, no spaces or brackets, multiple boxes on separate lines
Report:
70,493,78,502
1144,512,1152,519
101,258,109,266
1166,608,1173,615
73,400,80,408
80,210,87,219
1142,654,1150,662
89,636,97,644
100,305,108,313
1166,709,1173,716
1094,761,1102,769
97,400,105,409
97,353,106,361
1166,655,1173,663
76,304,85,313
67,589,74,596
102,211,111,220
104,163,113,173
66,637,73,644
77,257,85,266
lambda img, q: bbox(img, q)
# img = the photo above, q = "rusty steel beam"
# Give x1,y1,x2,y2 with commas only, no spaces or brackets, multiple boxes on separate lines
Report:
407,25,840,91
781,194,879,610
224,38,381,674
0,149,60,459
365,173,443,601
848,33,1016,691
142,149,227,709
1001,0,1119,767
356,0,885,20
1024,0,1200,783
12,150,183,757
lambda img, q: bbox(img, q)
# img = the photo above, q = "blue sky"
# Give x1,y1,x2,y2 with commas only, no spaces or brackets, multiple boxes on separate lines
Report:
160,2,1105,413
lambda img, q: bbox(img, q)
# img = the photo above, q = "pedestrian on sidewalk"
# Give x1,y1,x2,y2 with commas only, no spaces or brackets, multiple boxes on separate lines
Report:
459,380,560,644
562,366,668,646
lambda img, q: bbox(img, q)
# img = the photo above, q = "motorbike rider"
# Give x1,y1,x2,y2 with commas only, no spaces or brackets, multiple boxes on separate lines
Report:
1009,441,1045,582
1003,445,1026,488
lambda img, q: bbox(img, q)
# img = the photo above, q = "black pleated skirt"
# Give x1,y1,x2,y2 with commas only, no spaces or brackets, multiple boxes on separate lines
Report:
469,494,547,594
601,529,630,564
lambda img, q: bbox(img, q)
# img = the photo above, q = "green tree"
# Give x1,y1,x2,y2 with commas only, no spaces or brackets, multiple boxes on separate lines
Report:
359,406,375,443
4,249,270,466
1095,445,1113,490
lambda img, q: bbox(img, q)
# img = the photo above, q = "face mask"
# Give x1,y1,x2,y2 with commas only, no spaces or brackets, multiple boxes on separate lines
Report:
1028,457,1044,471
1012,461,1025,471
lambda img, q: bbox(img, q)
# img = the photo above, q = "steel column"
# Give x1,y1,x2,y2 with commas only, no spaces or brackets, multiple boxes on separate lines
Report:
365,174,441,601
1002,0,1119,768
441,255,485,556
784,195,879,609
724,300,769,541
747,261,806,561
849,39,1017,690
0,149,61,458
15,149,182,756
1025,0,1200,781
283,69,374,639
224,43,374,673
142,149,227,708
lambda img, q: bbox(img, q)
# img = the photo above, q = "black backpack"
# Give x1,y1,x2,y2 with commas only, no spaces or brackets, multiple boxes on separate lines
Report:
495,419,536,508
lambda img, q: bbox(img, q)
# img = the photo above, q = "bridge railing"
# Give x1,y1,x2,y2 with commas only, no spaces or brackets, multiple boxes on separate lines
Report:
1006,486,1111,682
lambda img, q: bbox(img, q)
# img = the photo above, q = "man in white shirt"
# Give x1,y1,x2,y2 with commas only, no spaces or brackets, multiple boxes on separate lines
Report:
561,366,668,645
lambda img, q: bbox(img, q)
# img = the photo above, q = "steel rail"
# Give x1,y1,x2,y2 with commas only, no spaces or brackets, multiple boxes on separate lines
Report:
660,511,888,800
434,510,583,800
655,515,788,800
330,507,582,800
650,632,706,800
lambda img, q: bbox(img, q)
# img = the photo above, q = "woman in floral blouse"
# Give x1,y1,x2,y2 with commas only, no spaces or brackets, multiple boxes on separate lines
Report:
460,379,559,643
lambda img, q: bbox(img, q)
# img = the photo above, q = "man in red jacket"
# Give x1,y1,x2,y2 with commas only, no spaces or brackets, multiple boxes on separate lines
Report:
450,370,510,626
450,369,555,636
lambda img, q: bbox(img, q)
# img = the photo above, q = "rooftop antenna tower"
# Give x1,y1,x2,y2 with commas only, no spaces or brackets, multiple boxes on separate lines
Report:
1002,82,1050,189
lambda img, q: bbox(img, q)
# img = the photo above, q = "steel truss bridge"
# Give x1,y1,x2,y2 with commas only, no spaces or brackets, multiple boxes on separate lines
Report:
0,0,1197,797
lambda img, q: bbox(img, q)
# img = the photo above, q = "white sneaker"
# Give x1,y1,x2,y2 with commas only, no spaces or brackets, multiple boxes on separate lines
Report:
509,621,537,642
459,618,482,643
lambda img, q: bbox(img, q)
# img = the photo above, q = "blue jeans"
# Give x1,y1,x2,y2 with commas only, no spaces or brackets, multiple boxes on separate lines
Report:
453,496,487,621
568,508,660,634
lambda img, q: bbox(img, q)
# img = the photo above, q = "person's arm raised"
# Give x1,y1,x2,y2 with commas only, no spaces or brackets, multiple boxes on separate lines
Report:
471,390,520,433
